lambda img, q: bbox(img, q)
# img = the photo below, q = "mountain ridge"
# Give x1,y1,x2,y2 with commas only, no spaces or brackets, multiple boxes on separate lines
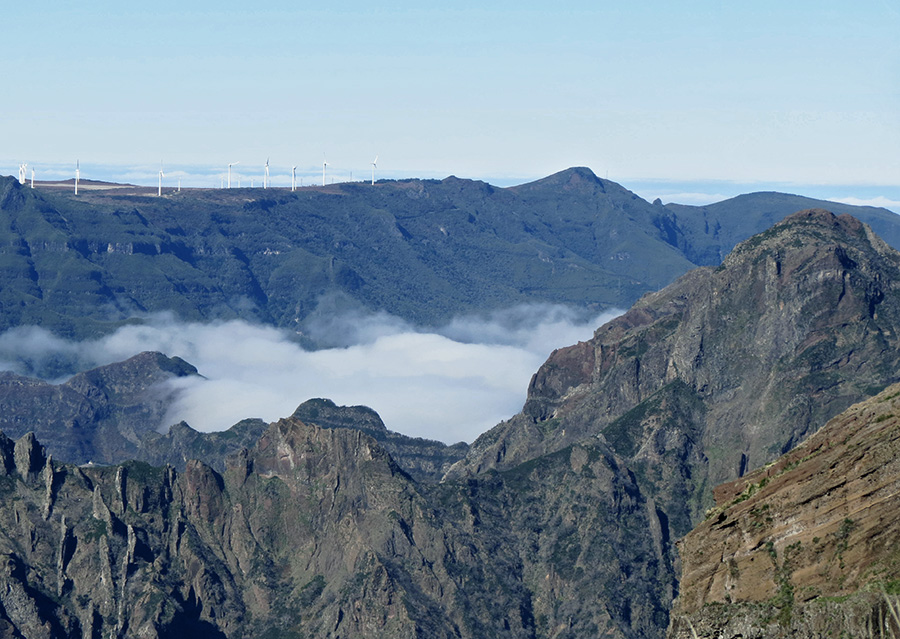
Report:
3,178,900,636
3,169,900,348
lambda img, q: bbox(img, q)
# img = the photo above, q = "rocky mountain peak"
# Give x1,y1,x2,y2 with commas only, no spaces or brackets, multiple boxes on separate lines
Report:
510,166,606,194
0,352,201,466
291,398,388,433
12,432,46,477
448,209,900,533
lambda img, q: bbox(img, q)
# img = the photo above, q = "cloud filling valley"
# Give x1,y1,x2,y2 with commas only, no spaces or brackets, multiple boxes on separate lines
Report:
0,305,621,444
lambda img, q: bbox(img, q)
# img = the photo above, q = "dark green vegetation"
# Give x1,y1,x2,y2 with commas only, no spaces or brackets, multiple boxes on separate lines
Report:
3,168,900,344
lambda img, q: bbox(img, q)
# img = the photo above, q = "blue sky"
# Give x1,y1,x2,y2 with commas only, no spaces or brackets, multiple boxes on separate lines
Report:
3,0,900,207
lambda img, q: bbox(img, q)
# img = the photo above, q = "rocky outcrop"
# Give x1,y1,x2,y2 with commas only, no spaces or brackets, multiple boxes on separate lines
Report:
292,398,469,482
3,209,900,637
0,419,673,638
0,351,468,481
0,348,470,482
448,210,900,535
668,383,900,638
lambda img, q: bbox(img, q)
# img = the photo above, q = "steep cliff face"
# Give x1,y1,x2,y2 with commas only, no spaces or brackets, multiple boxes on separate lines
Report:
0,419,673,638
449,210,900,533
291,398,469,482
5,209,900,638
668,383,900,638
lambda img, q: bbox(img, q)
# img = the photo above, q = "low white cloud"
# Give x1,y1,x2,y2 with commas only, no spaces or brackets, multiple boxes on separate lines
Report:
0,306,621,444
652,192,732,206
829,196,900,214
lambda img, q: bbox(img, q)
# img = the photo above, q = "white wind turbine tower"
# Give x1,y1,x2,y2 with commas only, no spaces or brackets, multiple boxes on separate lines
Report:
228,161,240,189
18,163,27,185
291,165,297,191
31,167,34,188
322,154,328,187
75,160,80,195
264,158,270,189
158,163,165,197
371,156,378,185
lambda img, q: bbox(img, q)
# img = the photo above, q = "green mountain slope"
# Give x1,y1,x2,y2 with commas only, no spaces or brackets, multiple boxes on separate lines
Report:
0,169,693,339
664,191,900,265
5,169,899,342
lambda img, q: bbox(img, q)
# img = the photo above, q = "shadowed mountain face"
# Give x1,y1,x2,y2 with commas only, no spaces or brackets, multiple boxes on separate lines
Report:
0,352,199,464
0,169,691,340
2,169,900,342
0,418,673,639
449,210,900,535
668,383,900,638
663,191,900,266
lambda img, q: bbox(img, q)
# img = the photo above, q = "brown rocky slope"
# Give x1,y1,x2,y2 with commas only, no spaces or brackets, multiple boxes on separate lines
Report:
668,382,900,638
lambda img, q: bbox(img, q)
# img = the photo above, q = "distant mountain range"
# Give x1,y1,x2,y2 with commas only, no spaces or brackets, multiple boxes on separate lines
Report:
2,168,899,345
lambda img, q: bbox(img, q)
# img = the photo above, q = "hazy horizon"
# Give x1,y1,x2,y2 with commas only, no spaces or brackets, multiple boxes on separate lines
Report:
4,1,899,194
5,164,900,214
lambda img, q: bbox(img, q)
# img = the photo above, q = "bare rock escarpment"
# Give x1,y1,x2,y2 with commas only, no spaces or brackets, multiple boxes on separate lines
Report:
668,383,900,638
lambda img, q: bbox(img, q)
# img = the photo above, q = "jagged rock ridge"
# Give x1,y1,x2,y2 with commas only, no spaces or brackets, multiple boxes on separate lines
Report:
0,419,672,638
1,209,900,637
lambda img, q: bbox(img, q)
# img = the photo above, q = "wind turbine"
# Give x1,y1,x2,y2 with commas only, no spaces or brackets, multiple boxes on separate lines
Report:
158,163,165,197
322,154,328,187
371,156,378,185
228,161,240,189
264,158,269,189
31,167,34,188
291,165,297,192
18,163,26,185
75,160,80,195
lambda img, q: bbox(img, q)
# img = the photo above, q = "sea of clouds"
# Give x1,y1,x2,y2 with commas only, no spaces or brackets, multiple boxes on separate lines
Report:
0,305,621,444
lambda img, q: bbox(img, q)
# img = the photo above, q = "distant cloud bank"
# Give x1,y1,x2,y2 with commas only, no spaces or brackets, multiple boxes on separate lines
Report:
830,196,900,214
0,305,620,444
